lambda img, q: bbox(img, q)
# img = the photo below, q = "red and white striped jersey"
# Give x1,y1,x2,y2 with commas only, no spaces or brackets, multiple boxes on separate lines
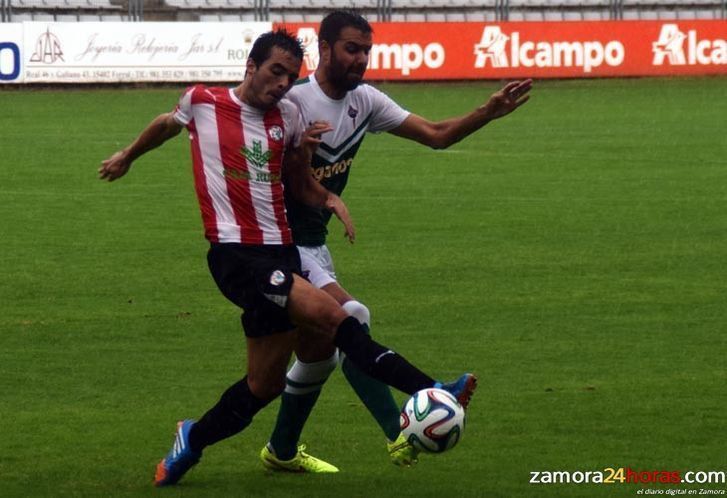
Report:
172,84,304,245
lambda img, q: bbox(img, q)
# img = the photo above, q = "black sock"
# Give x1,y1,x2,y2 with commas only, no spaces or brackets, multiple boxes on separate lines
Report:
188,376,271,452
333,316,435,395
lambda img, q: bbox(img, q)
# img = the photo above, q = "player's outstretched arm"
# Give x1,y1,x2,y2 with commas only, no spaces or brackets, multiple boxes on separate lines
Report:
98,112,183,181
284,121,356,243
389,78,533,150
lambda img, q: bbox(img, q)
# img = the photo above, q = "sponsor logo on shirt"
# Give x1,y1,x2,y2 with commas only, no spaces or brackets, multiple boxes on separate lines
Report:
312,158,353,182
268,125,284,142
241,139,272,168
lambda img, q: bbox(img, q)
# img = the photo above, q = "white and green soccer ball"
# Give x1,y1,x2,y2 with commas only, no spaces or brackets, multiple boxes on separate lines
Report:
400,388,465,453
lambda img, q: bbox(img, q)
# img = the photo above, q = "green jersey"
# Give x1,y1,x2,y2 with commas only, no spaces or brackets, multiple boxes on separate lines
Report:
284,74,409,247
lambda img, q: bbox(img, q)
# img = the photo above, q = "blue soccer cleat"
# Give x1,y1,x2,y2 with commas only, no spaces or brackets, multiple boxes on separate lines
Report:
435,373,478,409
154,420,202,487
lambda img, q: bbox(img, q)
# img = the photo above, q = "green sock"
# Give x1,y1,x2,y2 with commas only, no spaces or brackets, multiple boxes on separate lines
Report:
269,389,322,461
268,355,337,461
342,356,402,442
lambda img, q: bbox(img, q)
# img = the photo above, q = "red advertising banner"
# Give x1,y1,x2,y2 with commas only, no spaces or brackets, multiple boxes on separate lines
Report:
277,21,727,79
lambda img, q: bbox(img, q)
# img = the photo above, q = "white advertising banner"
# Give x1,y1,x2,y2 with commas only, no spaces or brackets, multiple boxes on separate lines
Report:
0,23,24,83
21,21,272,83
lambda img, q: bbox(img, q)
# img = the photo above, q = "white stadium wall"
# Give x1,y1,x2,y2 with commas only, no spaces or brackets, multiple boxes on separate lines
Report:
2,21,272,83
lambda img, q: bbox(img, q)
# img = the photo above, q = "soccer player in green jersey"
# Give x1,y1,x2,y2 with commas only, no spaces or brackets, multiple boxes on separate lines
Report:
259,12,532,472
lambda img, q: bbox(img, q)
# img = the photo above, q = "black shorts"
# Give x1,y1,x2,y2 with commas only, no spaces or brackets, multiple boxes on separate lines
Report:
207,243,302,338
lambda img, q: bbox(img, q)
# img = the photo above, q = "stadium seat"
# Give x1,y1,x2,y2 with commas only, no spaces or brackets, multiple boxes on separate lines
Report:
426,12,447,20
656,8,678,17
406,12,427,20
580,0,611,5
220,13,242,21
55,13,79,20
78,13,101,20
33,12,55,19
421,0,455,6
445,11,466,20
11,12,34,19
42,0,67,8
696,8,718,18
282,0,312,8
469,0,498,6
543,9,563,19
582,9,605,19
89,0,119,8
466,11,496,21
199,13,220,20
510,0,548,6
303,12,325,21
101,14,125,21
283,12,304,21
639,9,659,18
66,0,93,7
180,0,208,8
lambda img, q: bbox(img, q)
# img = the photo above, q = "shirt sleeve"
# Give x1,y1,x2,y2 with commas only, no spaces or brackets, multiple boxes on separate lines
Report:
172,86,196,126
367,84,410,133
281,99,305,149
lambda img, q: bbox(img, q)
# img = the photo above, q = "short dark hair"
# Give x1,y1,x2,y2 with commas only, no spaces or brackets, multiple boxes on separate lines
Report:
318,10,373,46
249,29,304,67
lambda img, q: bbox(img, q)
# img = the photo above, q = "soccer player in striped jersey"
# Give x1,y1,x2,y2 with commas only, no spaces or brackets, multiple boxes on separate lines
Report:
261,11,531,471
99,29,477,486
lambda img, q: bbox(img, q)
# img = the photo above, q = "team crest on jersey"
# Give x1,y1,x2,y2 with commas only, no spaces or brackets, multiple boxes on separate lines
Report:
269,270,286,286
348,105,359,126
268,125,283,142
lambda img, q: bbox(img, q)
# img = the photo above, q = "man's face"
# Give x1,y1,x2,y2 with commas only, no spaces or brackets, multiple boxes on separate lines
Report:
246,47,302,109
325,27,372,92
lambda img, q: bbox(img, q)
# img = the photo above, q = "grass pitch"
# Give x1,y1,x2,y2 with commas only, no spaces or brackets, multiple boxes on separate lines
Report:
1,77,726,497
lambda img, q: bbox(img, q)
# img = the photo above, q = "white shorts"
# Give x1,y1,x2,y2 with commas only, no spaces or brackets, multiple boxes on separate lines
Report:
298,245,337,289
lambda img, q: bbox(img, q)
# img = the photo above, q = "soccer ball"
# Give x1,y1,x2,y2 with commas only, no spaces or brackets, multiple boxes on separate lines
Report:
400,388,465,453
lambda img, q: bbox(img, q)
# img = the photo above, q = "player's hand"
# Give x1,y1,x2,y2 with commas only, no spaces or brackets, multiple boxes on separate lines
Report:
99,150,132,181
325,192,355,244
481,79,533,120
300,120,333,157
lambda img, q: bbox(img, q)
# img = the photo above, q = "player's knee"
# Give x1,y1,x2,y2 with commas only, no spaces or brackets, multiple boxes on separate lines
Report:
284,353,338,394
341,300,370,328
247,375,285,401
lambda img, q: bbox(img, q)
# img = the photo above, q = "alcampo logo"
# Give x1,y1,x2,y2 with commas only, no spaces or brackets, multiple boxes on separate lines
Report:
297,27,319,72
652,24,726,66
474,26,625,73
295,27,445,76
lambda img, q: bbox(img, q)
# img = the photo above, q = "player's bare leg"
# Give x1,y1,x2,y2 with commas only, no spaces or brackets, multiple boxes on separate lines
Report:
156,330,296,486
316,282,416,464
